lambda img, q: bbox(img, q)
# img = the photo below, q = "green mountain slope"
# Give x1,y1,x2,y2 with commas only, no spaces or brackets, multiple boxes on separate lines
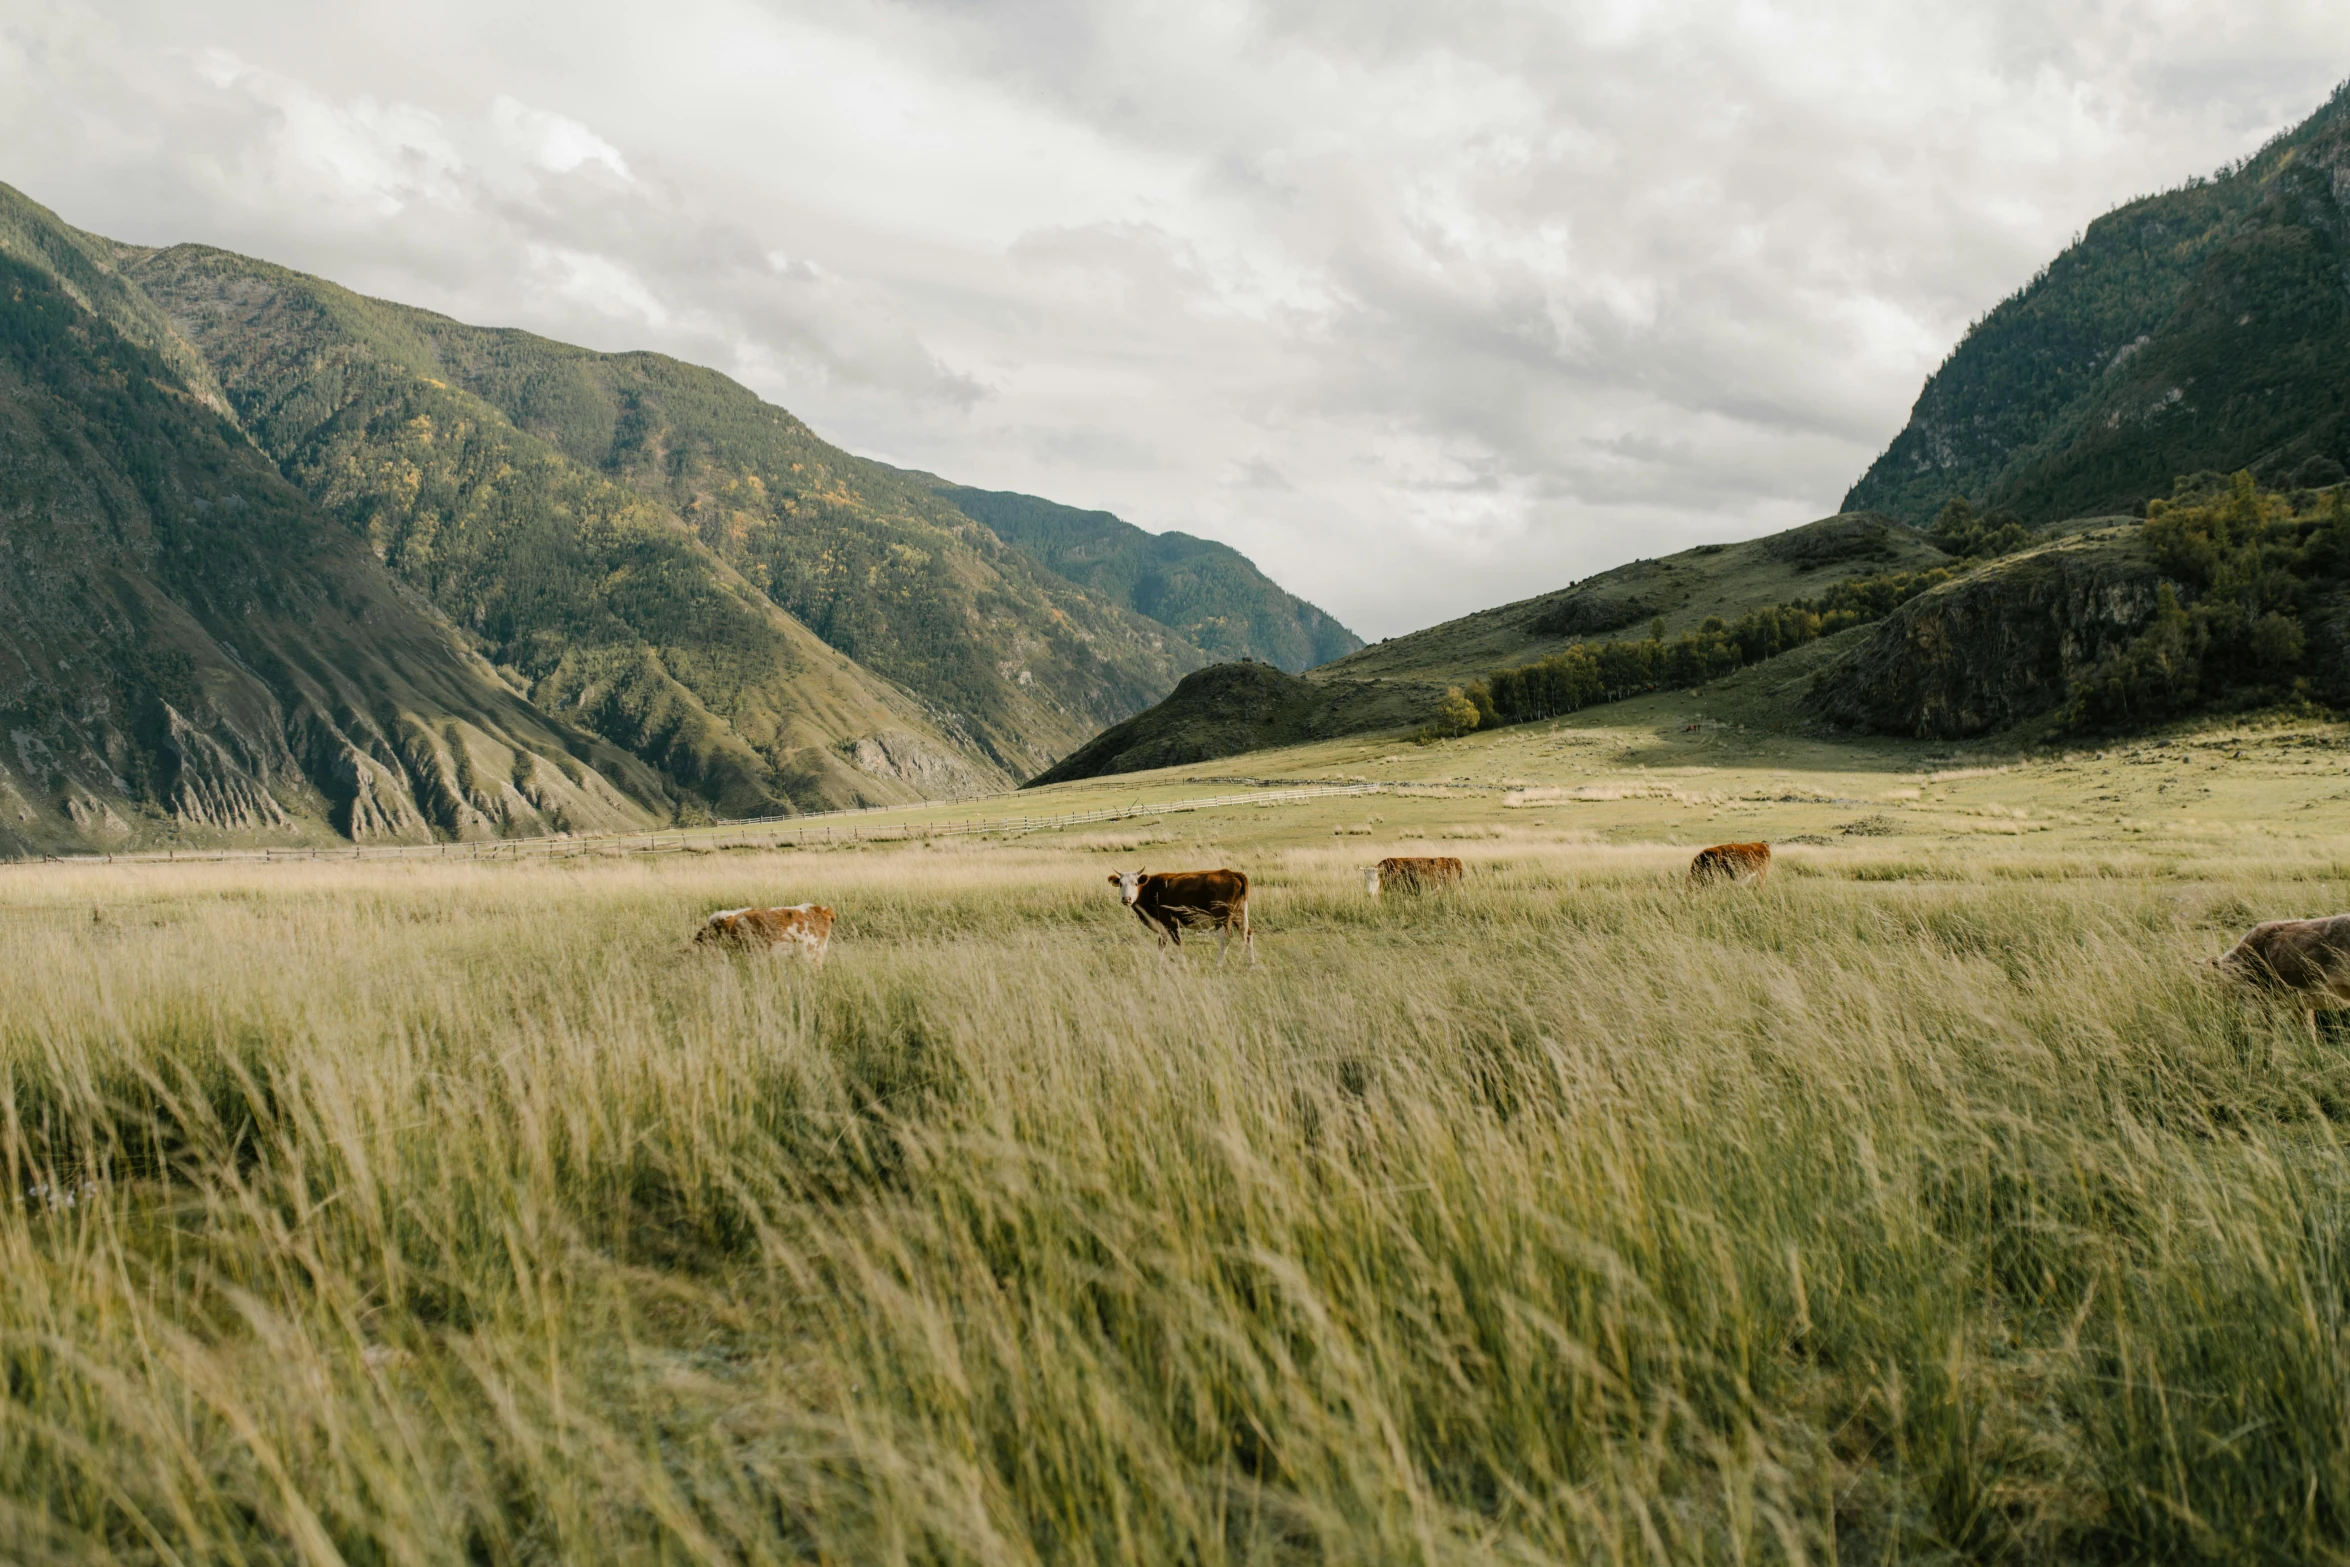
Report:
923,485,1362,671
120,241,1219,780
1026,512,1955,782
114,242,1021,807
1845,82,2350,524
1324,513,1948,689
0,207,669,855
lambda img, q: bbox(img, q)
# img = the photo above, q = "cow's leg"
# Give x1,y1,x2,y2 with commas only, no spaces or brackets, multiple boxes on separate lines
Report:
1242,899,1254,967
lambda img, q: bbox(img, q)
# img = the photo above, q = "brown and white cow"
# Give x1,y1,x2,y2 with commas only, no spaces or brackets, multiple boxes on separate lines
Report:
1689,842,1771,886
1361,856,1465,897
693,904,835,962
2216,915,2350,1004
1109,869,1252,965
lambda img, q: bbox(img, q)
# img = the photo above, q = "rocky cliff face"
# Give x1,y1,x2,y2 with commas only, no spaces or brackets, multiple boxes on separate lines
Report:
0,198,669,855
1805,531,2160,738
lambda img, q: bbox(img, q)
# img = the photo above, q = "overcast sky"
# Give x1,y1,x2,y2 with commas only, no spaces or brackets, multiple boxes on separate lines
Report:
5,2,2347,638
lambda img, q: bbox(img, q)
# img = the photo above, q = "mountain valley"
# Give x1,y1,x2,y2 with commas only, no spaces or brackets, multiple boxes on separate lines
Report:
0,183,1358,852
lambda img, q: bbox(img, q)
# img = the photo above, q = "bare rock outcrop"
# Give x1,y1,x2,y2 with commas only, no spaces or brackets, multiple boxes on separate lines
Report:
847,729,998,799
158,704,295,832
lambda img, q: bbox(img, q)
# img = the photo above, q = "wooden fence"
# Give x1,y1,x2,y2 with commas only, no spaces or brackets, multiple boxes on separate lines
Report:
25,782,1391,868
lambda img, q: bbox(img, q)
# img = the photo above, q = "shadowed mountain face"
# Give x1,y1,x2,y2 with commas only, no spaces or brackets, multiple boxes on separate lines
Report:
1846,84,2350,525
0,236,669,855
116,244,1181,790
0,179,1352,850
113,241,1000,815
925,486,1363,672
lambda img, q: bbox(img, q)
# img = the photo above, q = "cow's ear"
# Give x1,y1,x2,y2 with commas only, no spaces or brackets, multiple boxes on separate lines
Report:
1107,874,1121,885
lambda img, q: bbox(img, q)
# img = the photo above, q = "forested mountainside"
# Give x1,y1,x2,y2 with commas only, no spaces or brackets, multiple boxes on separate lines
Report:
0,227,669,856
117,243,1209,783
0,178,1353,849
926,485,1362,671
1846,82,2350,524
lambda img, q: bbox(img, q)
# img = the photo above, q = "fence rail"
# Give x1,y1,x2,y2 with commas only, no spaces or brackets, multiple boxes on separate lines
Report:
22,783,1390,869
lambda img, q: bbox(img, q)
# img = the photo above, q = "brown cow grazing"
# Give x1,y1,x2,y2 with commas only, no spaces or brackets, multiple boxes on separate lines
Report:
1689,842,1771,886
2216,915,2350,1004
1362,856,1465,897
694,904,835,963
1109,869,1252,965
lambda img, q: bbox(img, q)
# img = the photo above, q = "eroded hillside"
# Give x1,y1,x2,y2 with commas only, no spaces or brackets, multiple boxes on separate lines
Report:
0,224,668,855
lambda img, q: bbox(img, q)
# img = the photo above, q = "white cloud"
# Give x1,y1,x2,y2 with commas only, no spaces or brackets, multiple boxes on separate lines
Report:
192,48,465,217
526,243,668,326
491,95,631,181
0,0,2346,636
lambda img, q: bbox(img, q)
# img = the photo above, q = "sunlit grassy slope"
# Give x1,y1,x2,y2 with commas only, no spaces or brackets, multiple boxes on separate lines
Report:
9,701,2350,1562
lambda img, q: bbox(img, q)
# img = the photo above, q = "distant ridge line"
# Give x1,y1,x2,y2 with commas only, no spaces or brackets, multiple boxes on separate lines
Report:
14,784,1391,868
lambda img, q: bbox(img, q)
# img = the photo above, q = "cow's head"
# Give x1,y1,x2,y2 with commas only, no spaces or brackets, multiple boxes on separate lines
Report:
1109,869,1148,905
1361,865,1382,897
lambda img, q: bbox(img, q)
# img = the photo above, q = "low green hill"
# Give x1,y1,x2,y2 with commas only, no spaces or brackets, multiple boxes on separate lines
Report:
925,485,1362,671
1324,512,1947,689
1025,513,1958,782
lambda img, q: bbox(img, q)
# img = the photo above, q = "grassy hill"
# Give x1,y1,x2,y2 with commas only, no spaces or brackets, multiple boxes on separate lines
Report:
1029,513,1958,782
925,484,1362,671
1845,81,2350,524
1035,477,2350,780
1326,512,1946,686
0,205,671,856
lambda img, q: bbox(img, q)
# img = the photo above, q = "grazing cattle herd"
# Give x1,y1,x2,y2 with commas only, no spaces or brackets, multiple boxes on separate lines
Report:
683,834,2350,1014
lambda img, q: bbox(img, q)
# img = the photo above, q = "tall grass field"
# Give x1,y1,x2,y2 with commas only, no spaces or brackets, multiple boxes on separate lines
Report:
7,808,2350,1562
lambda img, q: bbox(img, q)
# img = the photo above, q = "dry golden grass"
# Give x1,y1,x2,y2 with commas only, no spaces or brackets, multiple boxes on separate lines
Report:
7,823,2350,1562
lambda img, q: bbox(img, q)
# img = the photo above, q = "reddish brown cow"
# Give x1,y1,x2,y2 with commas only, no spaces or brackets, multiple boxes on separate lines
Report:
694,904,835,962
1109,869,1252,965
2217,915,2350,1004
1689,842,1771,886
1362,856,1465,897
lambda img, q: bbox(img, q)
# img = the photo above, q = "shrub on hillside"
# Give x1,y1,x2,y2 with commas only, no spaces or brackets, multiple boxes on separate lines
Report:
2064,471,2349,729
1927,498,2034,560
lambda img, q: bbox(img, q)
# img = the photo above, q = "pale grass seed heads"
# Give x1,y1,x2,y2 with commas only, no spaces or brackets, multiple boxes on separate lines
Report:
2,842,2349,1562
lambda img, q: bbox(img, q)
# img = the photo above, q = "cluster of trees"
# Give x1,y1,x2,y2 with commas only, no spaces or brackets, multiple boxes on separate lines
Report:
1926,498,2033,560
1447,566,1956,734
2066,472,2349,728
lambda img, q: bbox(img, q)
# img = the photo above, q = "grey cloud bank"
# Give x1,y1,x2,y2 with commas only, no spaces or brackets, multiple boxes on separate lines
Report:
4,0,2346,637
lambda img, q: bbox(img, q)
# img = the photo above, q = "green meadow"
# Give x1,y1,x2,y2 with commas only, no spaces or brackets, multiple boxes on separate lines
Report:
8,706,2350,1564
